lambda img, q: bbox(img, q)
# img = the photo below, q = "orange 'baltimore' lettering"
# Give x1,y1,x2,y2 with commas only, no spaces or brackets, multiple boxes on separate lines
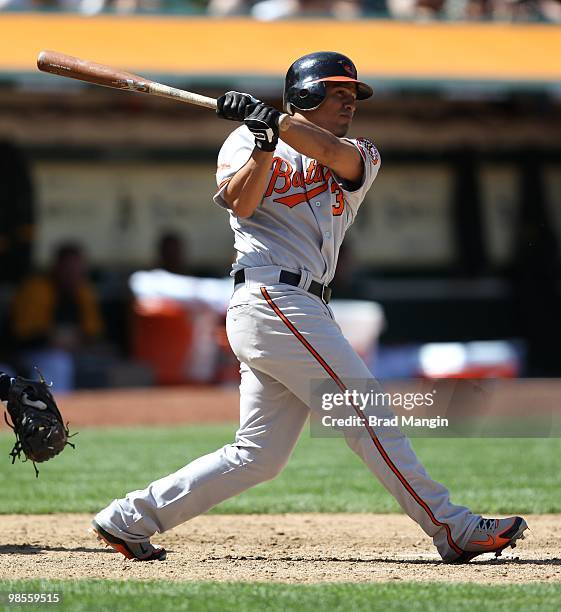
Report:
312,163,325,183
305,161,317,184
291,171,304,188
265,157,293,197
265,158,344,214
274,181,329,208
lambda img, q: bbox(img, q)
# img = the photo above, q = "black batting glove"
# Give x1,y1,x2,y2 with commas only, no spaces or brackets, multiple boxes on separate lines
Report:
216,91,261,122
244,104,281,152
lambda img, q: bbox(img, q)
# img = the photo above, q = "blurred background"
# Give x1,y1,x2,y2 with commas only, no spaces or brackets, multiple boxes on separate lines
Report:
0,6,559,392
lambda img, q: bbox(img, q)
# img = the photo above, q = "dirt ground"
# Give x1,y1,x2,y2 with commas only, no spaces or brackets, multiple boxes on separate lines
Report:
0,513,559,584
0,387,240,430
1,386,560,585
55,387,241,427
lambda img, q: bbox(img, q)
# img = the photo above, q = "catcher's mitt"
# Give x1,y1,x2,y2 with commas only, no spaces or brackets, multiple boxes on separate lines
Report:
4,372,75,476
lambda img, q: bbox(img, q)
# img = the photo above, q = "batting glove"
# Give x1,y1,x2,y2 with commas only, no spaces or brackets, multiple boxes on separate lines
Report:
216,91,261,122
244,104,281,152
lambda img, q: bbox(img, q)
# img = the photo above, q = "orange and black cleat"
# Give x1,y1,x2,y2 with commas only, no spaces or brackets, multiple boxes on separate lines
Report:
447,516,528,564
91,520,166,561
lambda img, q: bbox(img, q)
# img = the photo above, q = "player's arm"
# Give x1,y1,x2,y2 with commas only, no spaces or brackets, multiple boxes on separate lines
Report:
217,90,363,185
222,150,273,218
216,92,362,216
280,115,363,184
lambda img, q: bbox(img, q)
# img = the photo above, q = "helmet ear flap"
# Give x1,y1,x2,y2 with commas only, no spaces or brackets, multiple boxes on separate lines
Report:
284,81,326,114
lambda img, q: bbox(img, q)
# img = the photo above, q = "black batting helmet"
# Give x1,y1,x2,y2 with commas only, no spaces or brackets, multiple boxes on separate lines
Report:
283,51,373,115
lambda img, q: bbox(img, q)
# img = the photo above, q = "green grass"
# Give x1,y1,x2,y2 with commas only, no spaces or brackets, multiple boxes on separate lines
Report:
1,580,560,611
0,424,559,515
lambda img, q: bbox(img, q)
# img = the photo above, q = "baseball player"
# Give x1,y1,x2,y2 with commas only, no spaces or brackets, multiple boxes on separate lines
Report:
92,52,527,563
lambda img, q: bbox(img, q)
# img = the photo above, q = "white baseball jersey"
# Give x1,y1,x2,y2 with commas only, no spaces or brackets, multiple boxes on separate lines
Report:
213,126,381,284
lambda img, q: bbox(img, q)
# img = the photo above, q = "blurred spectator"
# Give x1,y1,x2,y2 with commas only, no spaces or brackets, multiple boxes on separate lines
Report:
0,0,70,9
212,0,365,19
207,0,250,14
387,0,444,18
250,0,362,18
386,0,559,18
460,0,492,17
250,0,295,18
101,0,163,14
155,230,190,275
540,0,561,21
1,0,556,19
491,0,538,20
9,242,105,391
125,231,229,385
0,0,164,15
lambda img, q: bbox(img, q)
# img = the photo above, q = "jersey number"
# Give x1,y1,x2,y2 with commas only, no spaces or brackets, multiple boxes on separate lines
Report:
331,181,345,216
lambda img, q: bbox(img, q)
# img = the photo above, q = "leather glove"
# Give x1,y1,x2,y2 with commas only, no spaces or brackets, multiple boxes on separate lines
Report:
4,373,75,476
244,103,281,152
216,91,261,122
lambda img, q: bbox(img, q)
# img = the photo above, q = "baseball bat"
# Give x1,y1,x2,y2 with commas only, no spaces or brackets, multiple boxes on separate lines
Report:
36,50,291,131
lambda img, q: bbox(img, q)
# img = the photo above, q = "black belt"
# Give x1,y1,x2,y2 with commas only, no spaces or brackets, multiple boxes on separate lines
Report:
234,269,332,304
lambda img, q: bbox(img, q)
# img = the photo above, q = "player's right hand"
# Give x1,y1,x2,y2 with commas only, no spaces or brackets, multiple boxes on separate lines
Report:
244,104,280,152
216,91,261,122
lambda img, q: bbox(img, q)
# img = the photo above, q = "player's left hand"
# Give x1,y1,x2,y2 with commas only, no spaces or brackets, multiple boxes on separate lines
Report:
244,104,281,152
216,91,261,122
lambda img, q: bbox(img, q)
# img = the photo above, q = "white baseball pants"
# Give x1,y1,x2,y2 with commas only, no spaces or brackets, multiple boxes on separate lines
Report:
95,271,480,561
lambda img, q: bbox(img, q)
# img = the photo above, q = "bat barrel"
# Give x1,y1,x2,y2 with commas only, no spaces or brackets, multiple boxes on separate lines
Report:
36,50,290,128
37,50,152,91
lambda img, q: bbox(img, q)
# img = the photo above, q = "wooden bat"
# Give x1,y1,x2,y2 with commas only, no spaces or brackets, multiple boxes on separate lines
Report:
36,50,291,131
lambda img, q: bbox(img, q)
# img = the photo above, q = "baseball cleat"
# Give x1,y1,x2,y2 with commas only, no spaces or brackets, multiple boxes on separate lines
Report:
447,516,528,564
91,520,166,561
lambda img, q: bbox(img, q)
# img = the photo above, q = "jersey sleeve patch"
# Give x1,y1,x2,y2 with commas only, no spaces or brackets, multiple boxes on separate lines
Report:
356,138,380,166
